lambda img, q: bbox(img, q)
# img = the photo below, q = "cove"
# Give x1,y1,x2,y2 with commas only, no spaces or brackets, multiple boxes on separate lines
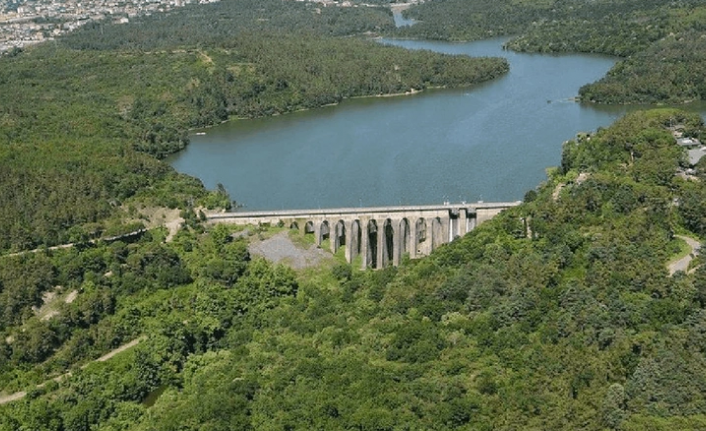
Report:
168,38,630,210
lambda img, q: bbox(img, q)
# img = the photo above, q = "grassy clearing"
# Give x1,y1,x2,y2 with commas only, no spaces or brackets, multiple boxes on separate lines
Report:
669,236,693,261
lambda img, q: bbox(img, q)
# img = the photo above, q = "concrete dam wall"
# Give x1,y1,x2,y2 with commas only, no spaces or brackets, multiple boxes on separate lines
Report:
207,202,521,269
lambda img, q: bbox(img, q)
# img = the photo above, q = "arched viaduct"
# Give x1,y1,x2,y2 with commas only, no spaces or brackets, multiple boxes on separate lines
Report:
207,202,521,269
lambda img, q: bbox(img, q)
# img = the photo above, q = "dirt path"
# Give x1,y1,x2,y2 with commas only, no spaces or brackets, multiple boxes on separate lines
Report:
6,242,75,258
0,336,146,405
93,336,146,363
0,391,27,405
669,235,701,276
2,205,227,256
164,217,184,242
3,229,146,259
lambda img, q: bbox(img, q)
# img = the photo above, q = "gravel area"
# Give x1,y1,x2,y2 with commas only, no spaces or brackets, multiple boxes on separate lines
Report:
248,231,331,269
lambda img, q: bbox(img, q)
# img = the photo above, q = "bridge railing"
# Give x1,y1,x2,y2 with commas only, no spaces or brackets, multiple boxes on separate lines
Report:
206,201,521,220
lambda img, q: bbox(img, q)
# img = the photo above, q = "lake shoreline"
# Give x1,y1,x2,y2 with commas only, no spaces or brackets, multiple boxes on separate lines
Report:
171,37,632,211
189,84,469,133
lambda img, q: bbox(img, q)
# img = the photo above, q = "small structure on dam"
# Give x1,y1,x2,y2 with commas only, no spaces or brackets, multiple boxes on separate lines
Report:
207,202,520,269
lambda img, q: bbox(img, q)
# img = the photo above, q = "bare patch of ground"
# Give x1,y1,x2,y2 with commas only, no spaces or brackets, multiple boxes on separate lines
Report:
34,287,61,321
64,290,78,304
39,310,59,321
32,287,79,322
132,205,231,242
248,230,332,269
551,183,565,201
198,50,214,65
553,172,590,201
132,206,183,242
669,235,701,276
164,217,184,242
143,206,223,242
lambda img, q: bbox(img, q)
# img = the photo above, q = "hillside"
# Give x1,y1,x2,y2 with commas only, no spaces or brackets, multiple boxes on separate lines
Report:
3,0,706,429
396,0,706,105
2,109,706,429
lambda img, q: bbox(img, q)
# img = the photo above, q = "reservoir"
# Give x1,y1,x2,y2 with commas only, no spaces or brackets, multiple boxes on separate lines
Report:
168,38,635,210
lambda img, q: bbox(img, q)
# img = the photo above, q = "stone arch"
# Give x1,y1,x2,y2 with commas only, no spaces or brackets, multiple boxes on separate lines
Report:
333,220,346,254
382,219,394,267
415,217,427,254
349,219,362,262
318,220,330,246
367,219,378,269
289,221,299,231
304,221,315,234
432,217,444,249
398,218,410,260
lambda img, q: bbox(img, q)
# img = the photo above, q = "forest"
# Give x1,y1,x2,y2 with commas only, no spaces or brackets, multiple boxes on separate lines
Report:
397,0,706,104
3,0,706,429
579,30,706,104
2,109,706,429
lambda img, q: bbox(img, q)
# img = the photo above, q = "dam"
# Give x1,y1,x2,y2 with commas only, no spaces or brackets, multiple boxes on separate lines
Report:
207,201,521,269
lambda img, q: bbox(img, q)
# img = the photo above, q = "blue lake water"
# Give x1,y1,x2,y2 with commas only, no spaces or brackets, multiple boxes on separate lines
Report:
168,38,691,210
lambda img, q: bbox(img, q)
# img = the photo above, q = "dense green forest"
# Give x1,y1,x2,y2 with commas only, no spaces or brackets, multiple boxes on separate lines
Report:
397,0,706,104
579,30,706,104
0,0,507,254
3,0,706,429
395,0,688,48
2,109,706,429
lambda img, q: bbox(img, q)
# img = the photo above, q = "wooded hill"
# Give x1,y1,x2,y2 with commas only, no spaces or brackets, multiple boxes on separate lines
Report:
0,0,508,254
3,1,706,429
396,0,706,104
2,109,706,430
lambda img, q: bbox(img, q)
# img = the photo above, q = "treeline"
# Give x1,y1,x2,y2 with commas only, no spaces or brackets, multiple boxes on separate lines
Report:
396,0,696,48
501,0,686,56
395,0,706,104
61,0,396,50
0,0,508,254
579,30,706,104
3,110,706,429
504,13,670,57
395,0,682,43
394,0,549,41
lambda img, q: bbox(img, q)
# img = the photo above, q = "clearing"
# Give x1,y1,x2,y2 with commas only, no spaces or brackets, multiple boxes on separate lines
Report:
248,230,333,269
